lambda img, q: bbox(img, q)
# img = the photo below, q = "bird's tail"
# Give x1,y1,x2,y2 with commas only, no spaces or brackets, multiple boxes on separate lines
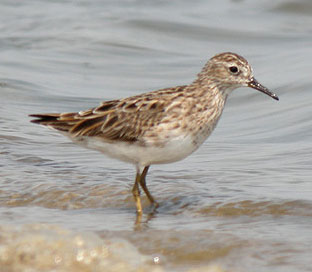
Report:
29,113,77,132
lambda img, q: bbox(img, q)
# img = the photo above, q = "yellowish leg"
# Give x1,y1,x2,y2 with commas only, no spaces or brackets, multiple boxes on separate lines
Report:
139,166,159,208
132,172,143,215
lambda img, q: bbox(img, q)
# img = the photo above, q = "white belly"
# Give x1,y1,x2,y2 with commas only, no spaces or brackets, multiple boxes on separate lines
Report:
75,133,201,167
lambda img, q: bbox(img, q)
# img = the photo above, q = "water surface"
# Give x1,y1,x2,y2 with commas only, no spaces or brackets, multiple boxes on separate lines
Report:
1,0,312,271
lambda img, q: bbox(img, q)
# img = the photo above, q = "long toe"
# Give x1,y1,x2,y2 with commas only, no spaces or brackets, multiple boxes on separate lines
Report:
152,201,159,209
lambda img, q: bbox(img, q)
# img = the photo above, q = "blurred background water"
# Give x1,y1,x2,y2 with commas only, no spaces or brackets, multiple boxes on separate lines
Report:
1,0,312,271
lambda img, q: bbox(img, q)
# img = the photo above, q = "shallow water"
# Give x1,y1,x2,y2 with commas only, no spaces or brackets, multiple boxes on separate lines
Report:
1,0,312,271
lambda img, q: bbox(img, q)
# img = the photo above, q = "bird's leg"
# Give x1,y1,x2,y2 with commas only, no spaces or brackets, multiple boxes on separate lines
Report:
138,166,159,209
132,171,142,215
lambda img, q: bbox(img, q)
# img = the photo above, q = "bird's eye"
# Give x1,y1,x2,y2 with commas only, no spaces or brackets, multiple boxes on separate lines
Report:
229,66,239,74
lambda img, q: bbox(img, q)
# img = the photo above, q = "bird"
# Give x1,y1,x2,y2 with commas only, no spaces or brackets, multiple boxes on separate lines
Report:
30,52,279,216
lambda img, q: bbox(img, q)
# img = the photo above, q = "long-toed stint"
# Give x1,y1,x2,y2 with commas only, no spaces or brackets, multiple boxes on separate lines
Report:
30,52,279,216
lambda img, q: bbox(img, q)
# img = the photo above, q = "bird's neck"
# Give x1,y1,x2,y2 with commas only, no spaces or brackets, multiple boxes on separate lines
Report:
189,77,232,102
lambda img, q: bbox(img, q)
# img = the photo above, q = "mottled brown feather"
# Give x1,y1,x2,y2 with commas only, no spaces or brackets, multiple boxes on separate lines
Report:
30,85,188,143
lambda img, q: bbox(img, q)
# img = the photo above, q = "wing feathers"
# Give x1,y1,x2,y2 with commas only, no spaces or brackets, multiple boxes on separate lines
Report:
29,85,187,143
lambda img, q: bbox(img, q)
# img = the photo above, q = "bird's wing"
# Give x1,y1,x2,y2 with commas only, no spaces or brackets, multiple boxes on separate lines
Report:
30,86,187,143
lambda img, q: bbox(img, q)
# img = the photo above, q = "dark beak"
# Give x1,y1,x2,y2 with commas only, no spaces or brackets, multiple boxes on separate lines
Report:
248,78,279,101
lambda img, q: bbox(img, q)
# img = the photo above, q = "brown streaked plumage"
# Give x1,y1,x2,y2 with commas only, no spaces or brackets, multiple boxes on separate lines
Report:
30,52,279,218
